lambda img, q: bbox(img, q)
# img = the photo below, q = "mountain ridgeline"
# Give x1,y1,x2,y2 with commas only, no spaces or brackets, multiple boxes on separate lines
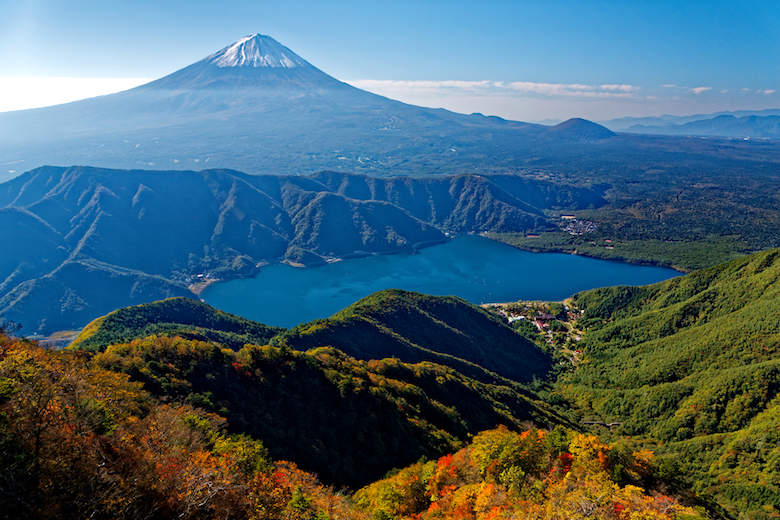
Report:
73,290,553,387
0,166,604,334
624,114,780,138
73,297,285,351
272,289,552,385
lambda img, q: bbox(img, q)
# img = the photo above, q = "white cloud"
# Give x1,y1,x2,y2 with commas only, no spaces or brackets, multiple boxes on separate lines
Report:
600,84,639,92
760,89,776,95
689,87,712,94
0,77,150,112
348,79,641,100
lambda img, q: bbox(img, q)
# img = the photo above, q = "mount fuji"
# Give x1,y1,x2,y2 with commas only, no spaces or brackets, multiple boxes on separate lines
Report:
0,34,608,180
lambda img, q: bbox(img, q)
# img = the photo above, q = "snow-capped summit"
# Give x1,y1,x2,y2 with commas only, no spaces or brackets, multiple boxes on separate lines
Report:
136,33,344,91
206,34,310,69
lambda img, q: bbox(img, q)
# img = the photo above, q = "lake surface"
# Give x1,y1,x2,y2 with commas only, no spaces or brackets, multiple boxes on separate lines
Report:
201,235,680,328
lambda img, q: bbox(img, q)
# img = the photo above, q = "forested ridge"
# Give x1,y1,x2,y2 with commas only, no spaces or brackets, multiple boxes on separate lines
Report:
271,289,553,385
73,297,285,352
0,332,710,519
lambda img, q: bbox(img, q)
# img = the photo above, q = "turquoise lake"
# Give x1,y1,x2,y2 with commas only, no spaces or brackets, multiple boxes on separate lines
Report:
201,235,681,328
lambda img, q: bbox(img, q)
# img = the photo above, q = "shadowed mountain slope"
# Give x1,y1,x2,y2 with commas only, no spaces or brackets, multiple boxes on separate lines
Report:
69,290,561,488
73,290,553,387
273,289,553,385
95,336,560,489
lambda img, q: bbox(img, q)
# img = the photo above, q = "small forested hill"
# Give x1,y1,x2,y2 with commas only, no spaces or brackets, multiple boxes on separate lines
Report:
72,297,285,351
95,336,561,489
0,166,603,334
272,289,553,385
564,248,780,515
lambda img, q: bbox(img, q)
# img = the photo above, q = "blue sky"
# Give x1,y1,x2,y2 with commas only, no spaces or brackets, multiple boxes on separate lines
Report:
0,0,777,121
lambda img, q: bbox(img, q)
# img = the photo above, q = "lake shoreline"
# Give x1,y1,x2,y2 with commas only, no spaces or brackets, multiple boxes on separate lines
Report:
199,235,681,329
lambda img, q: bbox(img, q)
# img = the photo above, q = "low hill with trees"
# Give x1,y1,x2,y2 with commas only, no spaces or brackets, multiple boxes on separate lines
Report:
72,297,285,352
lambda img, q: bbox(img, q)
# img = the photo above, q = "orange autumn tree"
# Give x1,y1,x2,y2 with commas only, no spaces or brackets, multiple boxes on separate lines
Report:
354,427,710,520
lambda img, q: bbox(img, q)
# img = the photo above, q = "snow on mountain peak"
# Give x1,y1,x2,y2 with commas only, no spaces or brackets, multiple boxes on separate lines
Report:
207,34,309,69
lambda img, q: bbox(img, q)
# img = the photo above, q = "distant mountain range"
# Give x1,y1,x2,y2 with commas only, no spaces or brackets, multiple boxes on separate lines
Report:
601,108,780,138
0,34,615,182
0,165,604,334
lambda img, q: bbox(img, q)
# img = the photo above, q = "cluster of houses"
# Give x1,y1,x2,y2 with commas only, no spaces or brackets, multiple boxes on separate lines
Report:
562,218,598,235
490,300,584,360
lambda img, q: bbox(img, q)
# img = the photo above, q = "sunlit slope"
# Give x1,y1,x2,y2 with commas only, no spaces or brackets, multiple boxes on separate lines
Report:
566,249,780,514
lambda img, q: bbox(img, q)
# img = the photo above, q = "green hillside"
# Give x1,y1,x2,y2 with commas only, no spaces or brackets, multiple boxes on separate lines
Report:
271,289,553,385
563,248,780,516
72,297,285,352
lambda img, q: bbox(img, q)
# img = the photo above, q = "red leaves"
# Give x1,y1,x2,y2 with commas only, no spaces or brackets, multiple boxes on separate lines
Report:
558,452,574,475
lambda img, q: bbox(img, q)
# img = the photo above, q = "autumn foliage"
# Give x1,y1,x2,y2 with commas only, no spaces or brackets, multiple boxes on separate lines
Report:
0,335,360,520
354,426,708,520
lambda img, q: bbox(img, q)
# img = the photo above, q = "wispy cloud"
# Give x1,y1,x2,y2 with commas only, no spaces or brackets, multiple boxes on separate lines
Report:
760,89,776,95
348,79,641,100
689,87,712,94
